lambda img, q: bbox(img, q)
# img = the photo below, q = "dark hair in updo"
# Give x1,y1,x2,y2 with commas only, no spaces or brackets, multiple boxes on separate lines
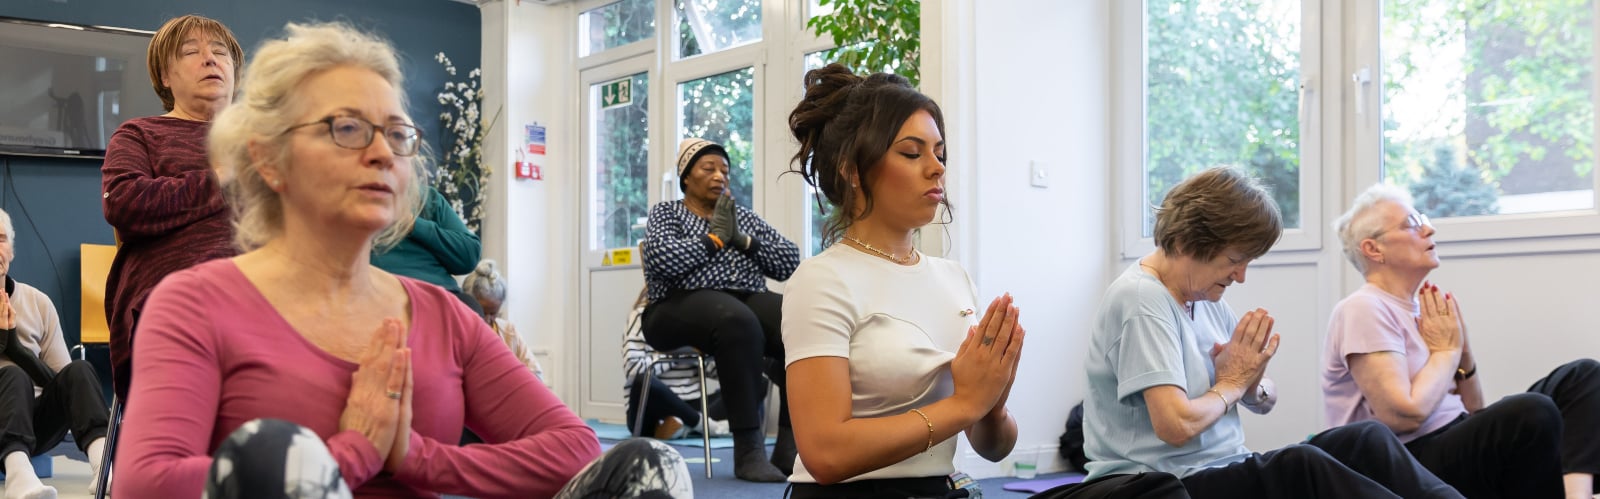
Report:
788,63,948,246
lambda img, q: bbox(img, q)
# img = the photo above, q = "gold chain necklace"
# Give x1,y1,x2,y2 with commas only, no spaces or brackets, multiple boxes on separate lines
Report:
843,236,914,264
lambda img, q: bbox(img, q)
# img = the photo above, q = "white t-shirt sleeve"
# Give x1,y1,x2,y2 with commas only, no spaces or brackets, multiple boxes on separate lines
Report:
782,260,856,365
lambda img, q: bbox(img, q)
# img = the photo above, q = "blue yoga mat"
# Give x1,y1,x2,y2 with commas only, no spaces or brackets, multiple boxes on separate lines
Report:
1002,473,1087,493
586,419,772,449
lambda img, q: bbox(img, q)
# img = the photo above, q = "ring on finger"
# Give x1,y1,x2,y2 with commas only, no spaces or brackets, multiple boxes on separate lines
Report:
386,390,402,400
981,336,996,346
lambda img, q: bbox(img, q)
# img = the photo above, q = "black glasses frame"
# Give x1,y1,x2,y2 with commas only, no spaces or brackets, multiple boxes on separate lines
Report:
282,115,422,156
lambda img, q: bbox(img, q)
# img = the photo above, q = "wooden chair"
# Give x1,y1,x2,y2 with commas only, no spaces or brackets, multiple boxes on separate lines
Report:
79,243,117,499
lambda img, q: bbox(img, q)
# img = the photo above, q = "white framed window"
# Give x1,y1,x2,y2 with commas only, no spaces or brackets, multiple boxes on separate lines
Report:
577,0,922,260
1114,0,1323,257
675,0,765,59
801,50,831,255
1350,0,1600,243
578,0,655,58
675,64,761,210
580,58,655,261
576,0,818,252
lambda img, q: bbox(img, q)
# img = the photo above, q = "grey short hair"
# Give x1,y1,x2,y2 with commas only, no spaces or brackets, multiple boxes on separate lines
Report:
1335,183,1415,274
209,21,425,251
462,259,506,303
0,208,13,242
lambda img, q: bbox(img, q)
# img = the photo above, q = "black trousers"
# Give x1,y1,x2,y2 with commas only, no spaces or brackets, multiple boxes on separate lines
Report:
0,361,110,463
1181,420,1462,499
787,476,957,499
1527,358,1600,476
643,289,787,432
1406,393,1565,498
625,373,703,436
1030,472,1188,499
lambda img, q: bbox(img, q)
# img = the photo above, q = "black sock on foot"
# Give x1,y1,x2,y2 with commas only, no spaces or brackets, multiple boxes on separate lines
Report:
733,428,786,482
770,425,796,476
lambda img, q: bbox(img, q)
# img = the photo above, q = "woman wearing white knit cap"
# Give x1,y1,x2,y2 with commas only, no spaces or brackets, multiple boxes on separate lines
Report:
639,138,802,482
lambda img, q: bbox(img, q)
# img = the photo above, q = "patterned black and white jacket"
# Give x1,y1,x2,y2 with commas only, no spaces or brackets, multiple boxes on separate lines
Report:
641,200,800,305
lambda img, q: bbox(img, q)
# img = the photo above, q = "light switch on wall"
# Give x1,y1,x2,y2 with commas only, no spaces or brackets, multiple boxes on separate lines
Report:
1029,161,1049,188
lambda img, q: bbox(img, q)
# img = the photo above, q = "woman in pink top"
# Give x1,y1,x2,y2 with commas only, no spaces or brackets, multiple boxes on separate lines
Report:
1325,183,1600,499
114,22,690,499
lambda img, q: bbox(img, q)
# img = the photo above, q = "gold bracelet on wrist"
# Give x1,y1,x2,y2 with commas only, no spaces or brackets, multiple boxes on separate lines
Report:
909,408,933,453
706,233,725,249
1207,388,1231,408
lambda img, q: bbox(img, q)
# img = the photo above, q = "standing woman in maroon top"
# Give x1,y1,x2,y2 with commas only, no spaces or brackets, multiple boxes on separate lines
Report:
101,14,243,399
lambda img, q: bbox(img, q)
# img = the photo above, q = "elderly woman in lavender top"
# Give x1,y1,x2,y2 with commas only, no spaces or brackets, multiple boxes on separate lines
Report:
1324,183,1600,499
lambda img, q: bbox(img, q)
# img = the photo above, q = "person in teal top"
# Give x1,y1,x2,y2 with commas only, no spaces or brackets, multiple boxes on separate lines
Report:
372,185,483,314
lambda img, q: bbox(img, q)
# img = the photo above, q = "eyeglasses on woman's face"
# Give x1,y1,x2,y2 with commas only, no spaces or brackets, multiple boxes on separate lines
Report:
282,115,422,156
1376,212,1431,237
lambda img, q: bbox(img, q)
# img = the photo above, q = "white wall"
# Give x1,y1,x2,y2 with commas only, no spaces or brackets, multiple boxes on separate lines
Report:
959,0,1111,477
479,0,577,399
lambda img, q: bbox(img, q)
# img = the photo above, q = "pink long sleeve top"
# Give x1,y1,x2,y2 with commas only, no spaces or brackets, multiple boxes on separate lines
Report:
115,259,600,498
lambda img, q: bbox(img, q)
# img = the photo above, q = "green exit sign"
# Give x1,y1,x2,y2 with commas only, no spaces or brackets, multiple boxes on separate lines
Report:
601,77,633,110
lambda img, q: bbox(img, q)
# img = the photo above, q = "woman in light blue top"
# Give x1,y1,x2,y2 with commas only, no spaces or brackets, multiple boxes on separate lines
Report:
1083,166,1461,499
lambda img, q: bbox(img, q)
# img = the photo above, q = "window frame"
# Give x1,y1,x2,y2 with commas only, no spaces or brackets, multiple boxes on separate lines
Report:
578,54,657,263
576,0,657,61
1113,0,1325,259
672,0,769,61
796,46,838,255
666,45,769,209
1347,0,1600,245
575,0,814,254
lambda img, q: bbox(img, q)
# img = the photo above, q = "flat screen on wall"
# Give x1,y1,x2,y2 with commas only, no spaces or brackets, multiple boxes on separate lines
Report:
0,16,165,159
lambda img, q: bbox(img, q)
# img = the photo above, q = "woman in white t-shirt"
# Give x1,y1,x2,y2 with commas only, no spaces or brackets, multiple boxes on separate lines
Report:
780,63,1022,498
